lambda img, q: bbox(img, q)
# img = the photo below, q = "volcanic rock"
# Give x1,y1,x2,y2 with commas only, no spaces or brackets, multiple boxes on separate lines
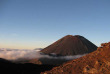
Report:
42,42,110,74
41,35,97,56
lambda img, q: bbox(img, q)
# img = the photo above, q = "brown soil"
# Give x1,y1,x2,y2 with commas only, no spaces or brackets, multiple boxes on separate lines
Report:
42,42,110,74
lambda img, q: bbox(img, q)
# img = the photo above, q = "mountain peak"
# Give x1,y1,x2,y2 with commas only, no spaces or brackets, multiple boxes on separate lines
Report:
64,35,82,37
65,35,73,37
74,35,83,37
41,35,97,56
64,35,84,39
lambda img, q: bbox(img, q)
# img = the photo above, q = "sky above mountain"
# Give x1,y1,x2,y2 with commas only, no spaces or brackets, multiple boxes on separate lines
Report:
0,0,110,49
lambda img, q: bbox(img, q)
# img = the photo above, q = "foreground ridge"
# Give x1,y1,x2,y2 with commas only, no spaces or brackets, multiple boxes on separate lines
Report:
42,42,110,74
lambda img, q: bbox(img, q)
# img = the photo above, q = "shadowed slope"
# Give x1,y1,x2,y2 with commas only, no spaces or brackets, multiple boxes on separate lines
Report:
41,35,97,56
42,42,110,74
0,58,55,74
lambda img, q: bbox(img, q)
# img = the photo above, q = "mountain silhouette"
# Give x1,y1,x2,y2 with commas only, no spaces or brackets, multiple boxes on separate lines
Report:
41,35,97,56
0,58,55,74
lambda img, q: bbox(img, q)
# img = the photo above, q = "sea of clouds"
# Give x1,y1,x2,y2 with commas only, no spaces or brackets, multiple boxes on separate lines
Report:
0,48,86,61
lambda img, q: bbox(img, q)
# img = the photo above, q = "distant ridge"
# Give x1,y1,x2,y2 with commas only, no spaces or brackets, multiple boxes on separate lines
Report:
41,35,97,56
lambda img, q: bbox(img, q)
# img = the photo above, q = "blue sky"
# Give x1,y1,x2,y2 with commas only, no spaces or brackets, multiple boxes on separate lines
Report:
0,0,110,49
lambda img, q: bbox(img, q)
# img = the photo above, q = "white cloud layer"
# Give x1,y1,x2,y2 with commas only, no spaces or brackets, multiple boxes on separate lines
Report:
0,48,86,61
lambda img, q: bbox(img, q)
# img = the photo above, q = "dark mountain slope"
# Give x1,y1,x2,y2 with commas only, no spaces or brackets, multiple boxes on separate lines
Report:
41,35,97,56
0,58,55,74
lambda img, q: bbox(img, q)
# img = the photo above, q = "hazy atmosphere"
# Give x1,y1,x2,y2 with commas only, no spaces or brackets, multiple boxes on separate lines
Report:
0,0,110,49
0,1,110,74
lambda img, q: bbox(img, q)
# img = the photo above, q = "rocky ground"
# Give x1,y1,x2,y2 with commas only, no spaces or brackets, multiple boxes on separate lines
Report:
42,42,110,74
